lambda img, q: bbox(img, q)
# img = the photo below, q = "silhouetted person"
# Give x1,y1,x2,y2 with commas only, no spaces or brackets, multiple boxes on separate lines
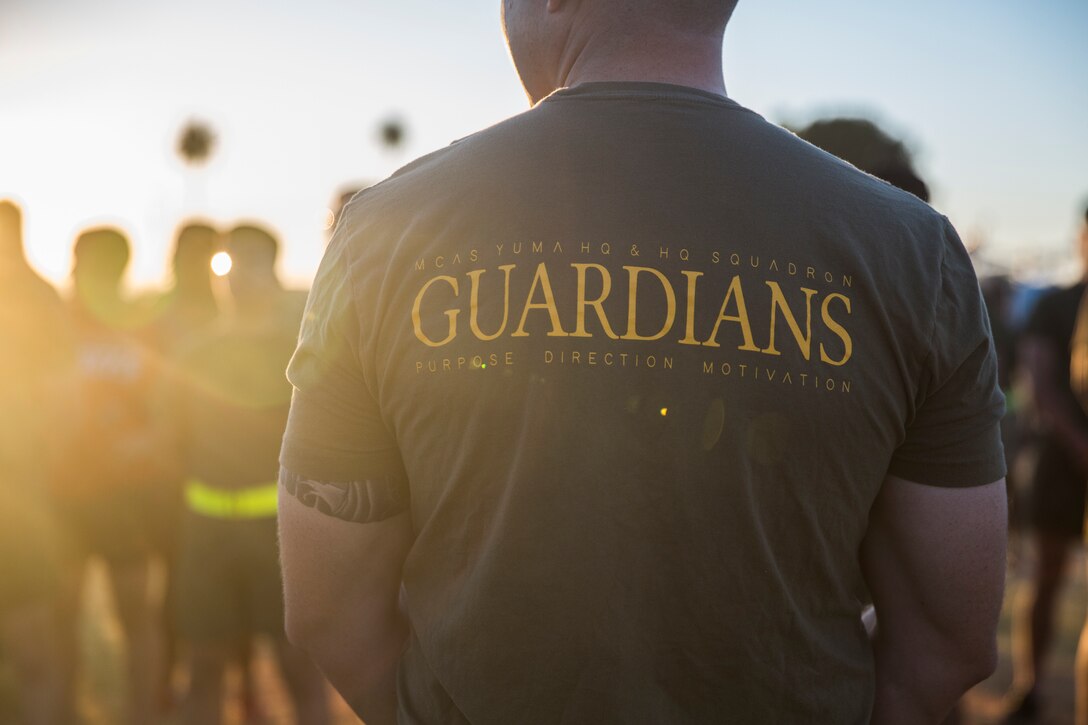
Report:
982,275,1019,394
1061,202,1088,725
0,200,70,725
981,274,1024,510
278,2,1007,723
1006,204,1088,722
170,224,327,725
143,221,222,714
154,221,220,346
53,226,163,725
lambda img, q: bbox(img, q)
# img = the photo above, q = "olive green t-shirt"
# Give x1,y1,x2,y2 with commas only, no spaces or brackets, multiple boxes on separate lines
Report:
282,82,1005,724
179,294,304,490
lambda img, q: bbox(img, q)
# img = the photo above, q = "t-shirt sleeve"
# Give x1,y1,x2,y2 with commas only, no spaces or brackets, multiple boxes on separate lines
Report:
887,218,1007,487
280,233,409,523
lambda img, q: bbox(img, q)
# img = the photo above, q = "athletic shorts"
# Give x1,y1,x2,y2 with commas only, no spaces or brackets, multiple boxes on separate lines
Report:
52,489,151,564
1027,437,1088,538
140,480,184,559
174,513,285,641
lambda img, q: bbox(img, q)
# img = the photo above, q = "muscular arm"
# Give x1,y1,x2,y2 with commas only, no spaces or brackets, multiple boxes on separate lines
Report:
860,475,1007,725
278,477,414,725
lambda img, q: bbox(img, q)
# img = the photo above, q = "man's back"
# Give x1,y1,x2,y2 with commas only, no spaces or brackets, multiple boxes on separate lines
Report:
283,82,1005,723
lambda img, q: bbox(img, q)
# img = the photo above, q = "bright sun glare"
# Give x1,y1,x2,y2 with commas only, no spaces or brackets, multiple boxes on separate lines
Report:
211,251,233,277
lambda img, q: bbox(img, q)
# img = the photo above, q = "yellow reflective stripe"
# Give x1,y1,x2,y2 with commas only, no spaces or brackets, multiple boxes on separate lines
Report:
234,484,279,517
184,479,278,519
184,481,234,517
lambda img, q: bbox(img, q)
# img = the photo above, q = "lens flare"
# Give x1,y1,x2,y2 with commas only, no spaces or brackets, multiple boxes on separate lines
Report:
321,207,336,231
211,251,233,276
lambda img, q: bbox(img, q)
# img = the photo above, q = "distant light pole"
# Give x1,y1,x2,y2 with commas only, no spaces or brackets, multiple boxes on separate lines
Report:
176,119,217,213
378,116,406,152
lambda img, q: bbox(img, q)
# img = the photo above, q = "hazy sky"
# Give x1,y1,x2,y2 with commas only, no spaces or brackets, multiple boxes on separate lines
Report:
2,0,1086,288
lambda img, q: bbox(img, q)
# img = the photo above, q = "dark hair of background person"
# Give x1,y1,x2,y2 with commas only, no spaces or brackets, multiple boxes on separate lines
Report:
161,220,220,332
227,223,279,265
172,222,218,279
73,227,130,280
793,117,930,202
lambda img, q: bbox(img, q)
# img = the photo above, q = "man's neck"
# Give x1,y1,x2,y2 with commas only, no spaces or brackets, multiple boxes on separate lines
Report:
553,29,726,99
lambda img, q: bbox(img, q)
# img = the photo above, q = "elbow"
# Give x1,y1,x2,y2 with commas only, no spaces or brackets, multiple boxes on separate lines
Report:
283,600,329,654
937,636,998,698
283,615,306,651
960,639,999,688
875,632,998,718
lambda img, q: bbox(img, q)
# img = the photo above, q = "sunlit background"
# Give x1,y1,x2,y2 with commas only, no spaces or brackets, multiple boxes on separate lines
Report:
2,0,1087,289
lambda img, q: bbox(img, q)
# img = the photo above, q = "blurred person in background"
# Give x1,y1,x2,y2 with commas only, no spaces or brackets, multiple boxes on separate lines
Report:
169,223,326,725
1060,202,1088,725
1006,201,1088,722
1069,204,1088,411
981,274,1026,520
143,220,221,714
151,221,220,348
0,200,71,724
51,226,165,725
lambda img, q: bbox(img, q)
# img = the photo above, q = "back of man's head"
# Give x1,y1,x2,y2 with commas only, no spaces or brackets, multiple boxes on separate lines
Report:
561,0,738,41
503,0,737,103
641,0,739,32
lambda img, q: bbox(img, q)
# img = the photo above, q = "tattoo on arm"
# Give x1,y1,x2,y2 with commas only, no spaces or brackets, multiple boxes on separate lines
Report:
280,467,408,524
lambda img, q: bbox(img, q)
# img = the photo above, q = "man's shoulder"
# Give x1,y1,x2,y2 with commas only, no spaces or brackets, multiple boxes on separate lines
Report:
325,108,551,262
334,90,951,266
801,144,959,268
774,126,944,237
347,108,545,206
